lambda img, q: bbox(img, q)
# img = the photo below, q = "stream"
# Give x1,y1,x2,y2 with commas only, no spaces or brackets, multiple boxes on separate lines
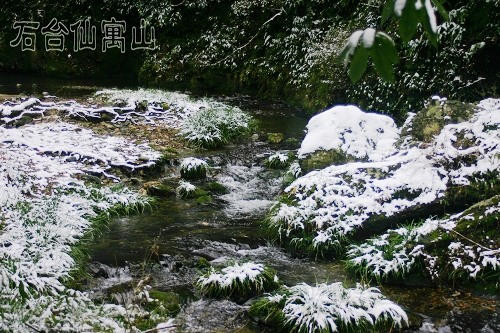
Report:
2,74,499,332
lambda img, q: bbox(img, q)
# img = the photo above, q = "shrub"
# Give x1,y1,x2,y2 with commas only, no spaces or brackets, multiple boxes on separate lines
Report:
180,105,255,148
196,262,280,299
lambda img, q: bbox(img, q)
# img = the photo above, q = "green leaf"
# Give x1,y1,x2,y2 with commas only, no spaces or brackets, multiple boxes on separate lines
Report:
420,8,439,48
349,46,369,84
376,33,399,64
381,0,395,25
337,43,351,66
431,0,449,20
19,282,28,299
371,42,396,82
399,0,419,43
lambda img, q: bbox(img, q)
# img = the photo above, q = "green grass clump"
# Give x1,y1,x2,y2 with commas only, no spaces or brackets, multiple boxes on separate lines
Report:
265,152,293,169
180,105,255,148
250,282,408,333
180,157,208,179
196,262,280,299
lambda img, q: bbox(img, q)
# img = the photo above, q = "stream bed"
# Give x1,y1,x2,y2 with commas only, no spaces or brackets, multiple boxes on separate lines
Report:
1,74,498,332
86,98,499,332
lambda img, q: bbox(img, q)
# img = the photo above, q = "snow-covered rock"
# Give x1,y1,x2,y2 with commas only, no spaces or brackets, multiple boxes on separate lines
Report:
297,105,399,173
269,98,500,251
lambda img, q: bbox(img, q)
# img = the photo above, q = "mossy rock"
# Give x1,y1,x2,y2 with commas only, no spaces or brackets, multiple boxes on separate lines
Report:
15,115,33,127
148,290,181,315
298,149,355,174
196,257,211,268
179,187,207,199
207,182,229,194
143,181,176,197
400,98,477,146
197,195,212,205
268,133,284,144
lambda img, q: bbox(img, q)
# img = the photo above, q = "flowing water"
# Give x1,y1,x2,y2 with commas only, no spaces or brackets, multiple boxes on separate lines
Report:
2,75,498,332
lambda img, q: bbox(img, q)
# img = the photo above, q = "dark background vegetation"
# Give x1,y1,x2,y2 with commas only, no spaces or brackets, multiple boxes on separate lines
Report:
1,0,499,122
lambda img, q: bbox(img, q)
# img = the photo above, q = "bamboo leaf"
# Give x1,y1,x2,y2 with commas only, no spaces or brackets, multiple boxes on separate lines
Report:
337,43,351,66
349,46,369,84
371,43,396,82
376,33,399,64
381,0,395,25
420,7,439,48
399,0,419,43
431,0,449,20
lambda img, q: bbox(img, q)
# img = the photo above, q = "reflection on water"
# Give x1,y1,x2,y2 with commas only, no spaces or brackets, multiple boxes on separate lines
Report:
0,73,137,98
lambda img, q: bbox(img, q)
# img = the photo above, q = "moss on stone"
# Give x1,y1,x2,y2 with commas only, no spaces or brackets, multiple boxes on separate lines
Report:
207,182,229,194
298,149,355,174
196,195,212,205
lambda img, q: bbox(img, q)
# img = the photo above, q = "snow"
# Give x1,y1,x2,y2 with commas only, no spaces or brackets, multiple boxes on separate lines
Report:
178,180,197,192
297,105,399,161
361,28,376,48
424,0,437,33
0,97,39,116
347,30,364,55
394,0,408,16
268,151,289,163
0,122,161,184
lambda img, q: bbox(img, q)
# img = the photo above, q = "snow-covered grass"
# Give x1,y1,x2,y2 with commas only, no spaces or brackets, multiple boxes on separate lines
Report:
268,98,500,252
265,152,293,169
180,157,208,179
251,282,407,333
347,200,500,283
180,105,255,148
0,154,171,332
0,105,178,331
1,122,162,183
176,180,206,199
196,262,280,298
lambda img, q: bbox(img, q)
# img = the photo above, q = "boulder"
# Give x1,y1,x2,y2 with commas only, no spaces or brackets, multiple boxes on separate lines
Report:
143,181,176,197
297,105,399,173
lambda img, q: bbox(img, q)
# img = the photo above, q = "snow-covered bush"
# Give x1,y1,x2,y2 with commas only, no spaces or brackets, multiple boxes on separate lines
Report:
180,105,254,148
196,262,280,298
180,157,209,179
251,282,407,333
297,105,399,162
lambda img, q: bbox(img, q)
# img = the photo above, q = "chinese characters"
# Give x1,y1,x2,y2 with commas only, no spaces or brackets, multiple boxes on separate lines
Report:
11,18,156,52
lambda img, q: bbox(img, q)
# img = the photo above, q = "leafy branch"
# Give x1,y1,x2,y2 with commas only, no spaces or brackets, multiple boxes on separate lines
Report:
339,0,449,83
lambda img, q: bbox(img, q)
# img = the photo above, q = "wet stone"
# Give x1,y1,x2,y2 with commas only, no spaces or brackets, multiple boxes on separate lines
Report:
176,300,249,332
